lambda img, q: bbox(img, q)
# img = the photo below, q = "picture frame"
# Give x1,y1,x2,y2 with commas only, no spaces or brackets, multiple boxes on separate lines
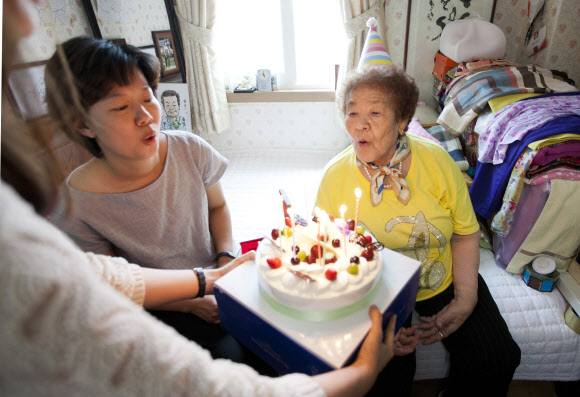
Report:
139,45,160,77
156,83,192,132
6,61,48,120
110,38,127,46
152,30,181,78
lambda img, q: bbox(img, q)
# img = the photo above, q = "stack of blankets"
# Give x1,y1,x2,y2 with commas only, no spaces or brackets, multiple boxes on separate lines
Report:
434,59,580,274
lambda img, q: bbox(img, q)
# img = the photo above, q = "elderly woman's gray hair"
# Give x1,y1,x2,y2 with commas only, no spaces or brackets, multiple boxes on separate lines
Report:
337,65,420,130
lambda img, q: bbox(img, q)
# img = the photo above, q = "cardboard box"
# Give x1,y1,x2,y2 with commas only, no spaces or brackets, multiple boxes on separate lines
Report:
432,52,457,82
557,272,580,315
568,259,580,285
215,249,421,375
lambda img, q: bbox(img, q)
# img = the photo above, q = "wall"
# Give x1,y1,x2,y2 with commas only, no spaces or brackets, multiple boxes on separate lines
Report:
93,0,170,46
200,102,351,153
15,0,170,64
494,0,579,85
383,0,579,108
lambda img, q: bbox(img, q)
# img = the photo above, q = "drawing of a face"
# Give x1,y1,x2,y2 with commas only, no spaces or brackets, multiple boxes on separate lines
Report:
163,95,179,119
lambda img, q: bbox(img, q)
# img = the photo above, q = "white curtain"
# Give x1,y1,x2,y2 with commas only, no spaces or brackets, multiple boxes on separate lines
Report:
174,0,229,134
337,0,387,84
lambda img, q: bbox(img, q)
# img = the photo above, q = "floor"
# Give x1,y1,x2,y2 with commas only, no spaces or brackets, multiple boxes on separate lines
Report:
411,379,580,396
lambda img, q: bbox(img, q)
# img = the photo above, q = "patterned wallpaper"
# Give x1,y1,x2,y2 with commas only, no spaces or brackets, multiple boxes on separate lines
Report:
94,0,170,46
383,0,409,67
16,0,92,63
15,0,170,64
494,0,579,86
200,102,352,152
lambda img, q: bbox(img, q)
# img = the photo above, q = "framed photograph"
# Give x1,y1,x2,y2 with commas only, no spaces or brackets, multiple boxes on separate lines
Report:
152,30,181,78
139,45,157,58
110,38,127,46
7,61,48,120
156,83,192,132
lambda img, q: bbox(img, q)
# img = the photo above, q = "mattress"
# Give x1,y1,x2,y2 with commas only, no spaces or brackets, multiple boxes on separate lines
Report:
220,148,580,381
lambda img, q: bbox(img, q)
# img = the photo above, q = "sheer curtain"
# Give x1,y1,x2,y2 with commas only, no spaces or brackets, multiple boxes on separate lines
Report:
174,0,229,134
337,0,387,84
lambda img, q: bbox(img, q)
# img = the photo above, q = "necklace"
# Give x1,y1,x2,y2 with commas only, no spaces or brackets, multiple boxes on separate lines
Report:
359,161,403,188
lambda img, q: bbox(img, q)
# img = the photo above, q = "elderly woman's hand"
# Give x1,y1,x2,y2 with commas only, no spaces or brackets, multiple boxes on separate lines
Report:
416,296,476,345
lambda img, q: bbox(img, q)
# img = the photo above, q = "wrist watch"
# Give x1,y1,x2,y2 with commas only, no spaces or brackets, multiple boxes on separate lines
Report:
192,267,206,298
216,251,236,261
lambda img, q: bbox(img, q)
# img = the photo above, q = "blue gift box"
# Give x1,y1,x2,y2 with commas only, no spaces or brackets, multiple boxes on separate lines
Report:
215,248,420,375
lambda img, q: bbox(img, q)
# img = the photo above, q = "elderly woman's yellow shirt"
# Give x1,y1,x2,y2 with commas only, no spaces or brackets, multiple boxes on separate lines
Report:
315,135,479,301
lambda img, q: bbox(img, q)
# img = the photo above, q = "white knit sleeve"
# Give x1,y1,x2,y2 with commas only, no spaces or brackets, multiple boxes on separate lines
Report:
84,252,145,306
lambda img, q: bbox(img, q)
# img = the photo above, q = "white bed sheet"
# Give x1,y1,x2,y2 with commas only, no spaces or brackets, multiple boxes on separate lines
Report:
220,148,580,381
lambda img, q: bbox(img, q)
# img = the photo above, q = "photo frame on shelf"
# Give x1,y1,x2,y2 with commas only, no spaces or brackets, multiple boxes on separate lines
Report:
7,61,48,120
152,30,181,78
110,38,127,46
139,45,157,58
139,45,160,77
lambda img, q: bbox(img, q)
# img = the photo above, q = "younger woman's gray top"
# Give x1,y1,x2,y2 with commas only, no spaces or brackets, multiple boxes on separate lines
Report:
51,131,228,269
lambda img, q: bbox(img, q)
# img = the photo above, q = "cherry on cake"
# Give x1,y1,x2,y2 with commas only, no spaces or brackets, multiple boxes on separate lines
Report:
257,217,383,311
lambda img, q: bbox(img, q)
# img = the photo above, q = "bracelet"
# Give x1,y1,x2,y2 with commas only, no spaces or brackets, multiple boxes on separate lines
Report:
216,251,236,261
192,267,206,298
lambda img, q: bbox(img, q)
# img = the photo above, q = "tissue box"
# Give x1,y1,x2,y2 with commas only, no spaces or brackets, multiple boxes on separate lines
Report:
214,248,421,375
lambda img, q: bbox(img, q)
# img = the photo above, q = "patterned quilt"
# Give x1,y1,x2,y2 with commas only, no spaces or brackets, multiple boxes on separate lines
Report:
438,65,576,135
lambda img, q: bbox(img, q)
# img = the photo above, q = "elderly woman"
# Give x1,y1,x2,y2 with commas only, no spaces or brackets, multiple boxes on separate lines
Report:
315,66,521,396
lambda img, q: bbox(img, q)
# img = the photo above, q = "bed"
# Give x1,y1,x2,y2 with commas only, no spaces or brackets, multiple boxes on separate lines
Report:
219,147,580,381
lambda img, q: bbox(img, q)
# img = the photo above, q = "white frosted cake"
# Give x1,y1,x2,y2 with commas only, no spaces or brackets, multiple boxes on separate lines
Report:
257,219,383,311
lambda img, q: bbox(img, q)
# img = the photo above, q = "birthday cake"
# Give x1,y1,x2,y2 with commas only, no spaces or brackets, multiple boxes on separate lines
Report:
257,216,383,311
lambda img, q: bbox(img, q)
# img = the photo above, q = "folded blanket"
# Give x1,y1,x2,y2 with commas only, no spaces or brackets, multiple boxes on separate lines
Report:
426,124,469,171
479,93,580,164
438,65,576,135
532,140,580,165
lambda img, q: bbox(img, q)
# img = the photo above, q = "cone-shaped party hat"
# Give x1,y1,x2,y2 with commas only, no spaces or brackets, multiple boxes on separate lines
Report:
357,17,393,70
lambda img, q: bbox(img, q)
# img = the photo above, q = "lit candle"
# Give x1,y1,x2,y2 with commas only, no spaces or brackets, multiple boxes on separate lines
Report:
354,188,362,233
314,207,322,260
339,204,346,220
287,207,296,255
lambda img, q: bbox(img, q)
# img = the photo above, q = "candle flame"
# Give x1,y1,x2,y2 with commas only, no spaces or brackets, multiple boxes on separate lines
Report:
355,188,362,199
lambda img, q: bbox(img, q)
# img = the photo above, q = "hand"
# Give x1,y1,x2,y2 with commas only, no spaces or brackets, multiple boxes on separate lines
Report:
188,295,220,324
205,251,255,295
394,324,420,356
352,306,396,377
417,296,475,345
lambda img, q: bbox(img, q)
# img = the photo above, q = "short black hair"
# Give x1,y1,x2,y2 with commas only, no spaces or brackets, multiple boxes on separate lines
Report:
45,37,160,157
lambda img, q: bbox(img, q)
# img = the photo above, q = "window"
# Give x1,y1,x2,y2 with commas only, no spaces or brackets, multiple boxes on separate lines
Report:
215,0,346,90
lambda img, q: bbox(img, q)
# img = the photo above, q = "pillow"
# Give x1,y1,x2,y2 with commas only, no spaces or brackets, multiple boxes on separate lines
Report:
407,117,445,148
440,20,506,63
426,124,470,171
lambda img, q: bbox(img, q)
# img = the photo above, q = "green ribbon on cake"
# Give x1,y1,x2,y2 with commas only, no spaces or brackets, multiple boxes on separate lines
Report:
259,281,382,322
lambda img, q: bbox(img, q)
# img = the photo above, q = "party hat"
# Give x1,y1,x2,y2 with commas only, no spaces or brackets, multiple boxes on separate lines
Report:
358,17,393,70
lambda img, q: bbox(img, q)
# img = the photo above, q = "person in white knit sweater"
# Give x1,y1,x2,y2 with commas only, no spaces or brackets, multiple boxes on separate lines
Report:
0,0,397,395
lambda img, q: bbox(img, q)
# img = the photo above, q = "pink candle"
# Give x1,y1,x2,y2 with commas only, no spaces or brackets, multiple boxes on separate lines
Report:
354,188,362,233
287,207,296,254
340,205,347,256
314,207,322,261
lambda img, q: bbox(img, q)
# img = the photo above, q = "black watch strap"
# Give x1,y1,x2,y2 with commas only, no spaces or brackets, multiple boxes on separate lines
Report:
216,251,236,261
192,267,206,298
